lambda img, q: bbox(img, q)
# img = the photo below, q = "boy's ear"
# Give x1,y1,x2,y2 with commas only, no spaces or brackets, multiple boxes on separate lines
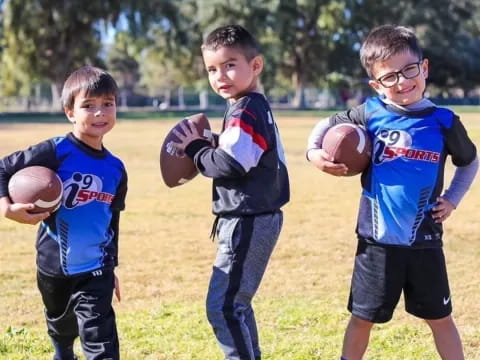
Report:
421,58,429,79
368,79,384,96
251,55,263,76
64,107,75,123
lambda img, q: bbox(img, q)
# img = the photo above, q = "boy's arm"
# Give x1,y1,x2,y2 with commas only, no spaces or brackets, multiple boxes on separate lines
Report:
306,103,367,176
306,119,348,176
181,108,267,178
0,196,49,224
110,168,128,267
431,115,478,223
432,156,478,223
171,120,245,178
0,140,57,224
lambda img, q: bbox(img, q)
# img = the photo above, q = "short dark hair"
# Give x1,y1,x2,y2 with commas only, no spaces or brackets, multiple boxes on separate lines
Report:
360,25,423,78
61,66,118,110
201,24,260,60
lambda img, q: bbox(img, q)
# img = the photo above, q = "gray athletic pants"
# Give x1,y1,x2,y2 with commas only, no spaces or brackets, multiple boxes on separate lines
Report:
206,210,283,360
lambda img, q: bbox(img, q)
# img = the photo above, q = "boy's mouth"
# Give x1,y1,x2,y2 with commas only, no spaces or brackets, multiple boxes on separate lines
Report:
218,85,232,91
397,85,415,94
92,122,108,128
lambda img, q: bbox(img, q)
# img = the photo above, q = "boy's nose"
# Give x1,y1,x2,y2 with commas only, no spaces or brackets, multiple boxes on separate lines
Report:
215,70,227,81
94,109,102,116
397,73,409,83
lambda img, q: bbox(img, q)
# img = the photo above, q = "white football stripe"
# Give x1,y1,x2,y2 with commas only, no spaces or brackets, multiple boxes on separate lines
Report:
354,127,366,153
332,123,366,153
35,175,63,208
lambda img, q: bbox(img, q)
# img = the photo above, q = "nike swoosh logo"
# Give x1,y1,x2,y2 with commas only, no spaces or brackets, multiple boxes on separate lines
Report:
443,296,451,305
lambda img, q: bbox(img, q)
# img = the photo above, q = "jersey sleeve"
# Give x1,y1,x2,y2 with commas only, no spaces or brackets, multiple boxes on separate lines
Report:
444,115,477,166
108,163,128,267
329,103,367,126
185,97,270,178
110,167,128,211
0,139,58,198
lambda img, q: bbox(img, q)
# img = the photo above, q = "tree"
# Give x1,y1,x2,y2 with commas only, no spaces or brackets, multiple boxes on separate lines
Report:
268,0,355,108
1,0,123,108
106,31,143,108
346,0,480,93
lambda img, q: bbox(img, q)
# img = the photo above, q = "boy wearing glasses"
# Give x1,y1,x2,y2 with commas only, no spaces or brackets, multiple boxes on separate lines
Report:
306,25,478,360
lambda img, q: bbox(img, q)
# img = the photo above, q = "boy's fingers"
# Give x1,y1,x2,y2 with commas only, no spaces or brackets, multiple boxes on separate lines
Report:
319,149,334,162
179,121,194,135
186,120,199,135
172,129,185,140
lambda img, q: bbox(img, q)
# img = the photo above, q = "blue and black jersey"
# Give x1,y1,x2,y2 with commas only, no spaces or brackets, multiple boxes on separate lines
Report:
0,133,128,276
185,92,290,215
330,97,476,248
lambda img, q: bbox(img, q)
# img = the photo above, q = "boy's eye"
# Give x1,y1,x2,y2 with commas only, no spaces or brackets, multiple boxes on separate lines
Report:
379,73,396,84
226,63,235,69
402,64,419,76
207,68,216,73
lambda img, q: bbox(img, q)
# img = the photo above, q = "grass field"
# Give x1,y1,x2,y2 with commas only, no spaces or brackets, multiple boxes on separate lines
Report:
0,113,479,359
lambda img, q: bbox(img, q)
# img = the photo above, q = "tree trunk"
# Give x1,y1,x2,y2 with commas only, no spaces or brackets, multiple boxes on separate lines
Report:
160,89,171,109
292,71,308,109
120,89,128,109
199,89,208,110
51,82,62,111
178,86,185,109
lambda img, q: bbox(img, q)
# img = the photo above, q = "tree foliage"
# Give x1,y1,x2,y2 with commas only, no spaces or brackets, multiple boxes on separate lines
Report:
1,0,122,105
1,0,479,106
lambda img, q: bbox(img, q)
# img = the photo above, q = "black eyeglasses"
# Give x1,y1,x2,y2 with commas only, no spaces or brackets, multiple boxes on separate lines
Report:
375,61,423,88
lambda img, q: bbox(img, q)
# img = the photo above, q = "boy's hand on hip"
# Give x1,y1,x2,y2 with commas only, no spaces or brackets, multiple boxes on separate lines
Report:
114,273,121,302
432,196,455,223
308,148,348,176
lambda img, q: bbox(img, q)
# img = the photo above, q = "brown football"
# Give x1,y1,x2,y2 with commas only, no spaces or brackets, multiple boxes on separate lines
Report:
8,166,63,213
160,113,212,187
322,123,372,176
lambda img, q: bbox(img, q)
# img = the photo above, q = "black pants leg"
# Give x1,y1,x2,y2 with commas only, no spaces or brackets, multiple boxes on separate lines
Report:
37,270,119,360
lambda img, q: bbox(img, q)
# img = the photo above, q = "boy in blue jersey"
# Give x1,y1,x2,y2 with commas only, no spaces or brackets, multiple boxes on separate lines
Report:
307,25,478,360
172,25,290,360
0,66,127,360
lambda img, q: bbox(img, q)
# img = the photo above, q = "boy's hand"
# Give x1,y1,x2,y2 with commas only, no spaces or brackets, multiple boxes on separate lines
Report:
114,273,121,302
171,120,204,153
432,196,455,223
308,148,348,176
2,201,50,225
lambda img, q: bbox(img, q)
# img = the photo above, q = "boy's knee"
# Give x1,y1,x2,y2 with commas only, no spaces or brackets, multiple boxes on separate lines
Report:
425,315,455,329
349,315,374,330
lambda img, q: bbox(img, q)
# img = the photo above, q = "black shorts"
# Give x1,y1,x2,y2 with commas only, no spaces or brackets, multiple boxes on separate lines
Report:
37,269,119,359
347,241,452,323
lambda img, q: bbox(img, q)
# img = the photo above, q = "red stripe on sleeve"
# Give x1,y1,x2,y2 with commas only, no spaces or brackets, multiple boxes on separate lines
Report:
232,108,257,120
227,117,268,151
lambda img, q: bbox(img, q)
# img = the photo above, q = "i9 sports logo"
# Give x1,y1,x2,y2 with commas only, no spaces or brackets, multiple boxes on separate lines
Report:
373,129,440,165
63,173,114,209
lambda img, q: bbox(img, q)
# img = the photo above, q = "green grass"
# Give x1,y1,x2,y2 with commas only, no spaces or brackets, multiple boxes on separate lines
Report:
0,114,479,359
0,297,451,359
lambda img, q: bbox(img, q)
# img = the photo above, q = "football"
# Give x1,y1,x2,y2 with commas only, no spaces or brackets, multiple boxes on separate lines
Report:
160,113,212,187
322,123,372,176
8,166,63,213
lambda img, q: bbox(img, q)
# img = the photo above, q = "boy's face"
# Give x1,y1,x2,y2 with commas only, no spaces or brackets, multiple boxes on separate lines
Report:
369,51,428,106
65,91,116,150
202,46,263,103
